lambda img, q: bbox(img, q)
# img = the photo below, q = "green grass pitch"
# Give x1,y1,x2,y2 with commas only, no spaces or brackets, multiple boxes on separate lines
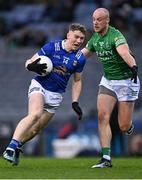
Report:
0,157,142,179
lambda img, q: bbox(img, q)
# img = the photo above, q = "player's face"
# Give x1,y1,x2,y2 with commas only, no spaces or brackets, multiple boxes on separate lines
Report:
67,30,85,51
92,11,109,35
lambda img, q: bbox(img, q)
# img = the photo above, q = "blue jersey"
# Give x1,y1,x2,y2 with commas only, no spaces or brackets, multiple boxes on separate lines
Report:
34,40,86,93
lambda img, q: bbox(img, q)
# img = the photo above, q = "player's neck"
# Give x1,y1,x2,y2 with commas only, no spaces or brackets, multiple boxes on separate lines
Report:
99,25,109,36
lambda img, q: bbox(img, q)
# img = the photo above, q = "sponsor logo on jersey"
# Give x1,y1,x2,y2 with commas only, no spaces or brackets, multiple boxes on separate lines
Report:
93,43,97,48
73,60,77,66
96,50,113,57
99,42,104,49
53,65,70,76
63,56,70,64
53,55,61,59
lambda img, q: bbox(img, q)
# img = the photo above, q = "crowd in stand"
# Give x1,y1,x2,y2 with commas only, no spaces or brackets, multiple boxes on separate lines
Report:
0,0,142,48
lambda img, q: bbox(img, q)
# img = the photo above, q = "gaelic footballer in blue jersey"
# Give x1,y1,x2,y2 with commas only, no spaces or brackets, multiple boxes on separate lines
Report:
3,23,87,165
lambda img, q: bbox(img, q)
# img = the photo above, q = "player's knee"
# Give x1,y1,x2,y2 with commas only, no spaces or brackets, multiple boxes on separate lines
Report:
98,111,110,123
119,124,129,132
29,112,42,124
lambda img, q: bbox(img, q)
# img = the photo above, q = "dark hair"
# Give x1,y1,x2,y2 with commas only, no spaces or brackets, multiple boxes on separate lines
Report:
69,23,87,35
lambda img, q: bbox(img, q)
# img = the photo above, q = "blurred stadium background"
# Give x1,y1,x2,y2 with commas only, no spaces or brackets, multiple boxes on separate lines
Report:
0,0,142,159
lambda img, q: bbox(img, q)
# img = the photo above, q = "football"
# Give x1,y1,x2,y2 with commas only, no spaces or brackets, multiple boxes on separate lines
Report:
39,55,53,76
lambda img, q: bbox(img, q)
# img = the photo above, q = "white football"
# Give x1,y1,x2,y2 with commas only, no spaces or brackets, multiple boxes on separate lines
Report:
39,55,53,76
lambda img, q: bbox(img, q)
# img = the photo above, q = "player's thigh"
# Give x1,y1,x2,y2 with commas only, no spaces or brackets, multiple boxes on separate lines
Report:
28,93,44,114
118,101,135,125
97,94,117,118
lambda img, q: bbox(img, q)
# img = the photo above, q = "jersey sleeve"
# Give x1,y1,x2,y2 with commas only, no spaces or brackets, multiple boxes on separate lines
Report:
75,55,86,73
85,35,95,52
38,42,54,56
113,30,127,47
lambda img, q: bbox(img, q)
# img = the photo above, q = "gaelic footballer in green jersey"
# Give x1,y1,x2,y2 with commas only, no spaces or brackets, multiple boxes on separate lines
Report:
86,26,133,80
82,7,140,168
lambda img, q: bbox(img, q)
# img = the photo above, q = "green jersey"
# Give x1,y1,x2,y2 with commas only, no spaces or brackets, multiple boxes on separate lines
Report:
86,26,132,80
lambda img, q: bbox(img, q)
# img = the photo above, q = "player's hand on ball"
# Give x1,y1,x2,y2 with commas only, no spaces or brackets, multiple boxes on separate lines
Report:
72,102,83,120
131,65,138,83
27,58,47,75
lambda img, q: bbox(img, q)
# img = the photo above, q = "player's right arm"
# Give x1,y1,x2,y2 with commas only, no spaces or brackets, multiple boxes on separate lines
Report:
25,41,53,69
81,35,95,58
25,53,39,68
25,53,47,75
81,48,93,58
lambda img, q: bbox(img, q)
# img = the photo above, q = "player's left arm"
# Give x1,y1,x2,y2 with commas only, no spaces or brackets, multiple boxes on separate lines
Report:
72,72,83,120
116,44,138,83
72,72,82,102
116,44,137,67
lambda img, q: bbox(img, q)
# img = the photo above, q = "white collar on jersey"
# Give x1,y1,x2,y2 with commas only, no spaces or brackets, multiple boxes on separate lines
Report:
62,39,74,53
62,40,66,49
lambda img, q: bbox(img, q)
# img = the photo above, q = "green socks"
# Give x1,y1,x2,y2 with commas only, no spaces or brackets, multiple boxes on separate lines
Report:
102,147,111,160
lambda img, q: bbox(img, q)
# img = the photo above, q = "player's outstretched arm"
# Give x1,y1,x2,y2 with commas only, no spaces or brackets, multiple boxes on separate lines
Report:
81,48,93,58
72,72,83,120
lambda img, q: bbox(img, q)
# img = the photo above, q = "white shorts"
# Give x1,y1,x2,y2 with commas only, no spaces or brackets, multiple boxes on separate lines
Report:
99,76,140,101
28,79,63,113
